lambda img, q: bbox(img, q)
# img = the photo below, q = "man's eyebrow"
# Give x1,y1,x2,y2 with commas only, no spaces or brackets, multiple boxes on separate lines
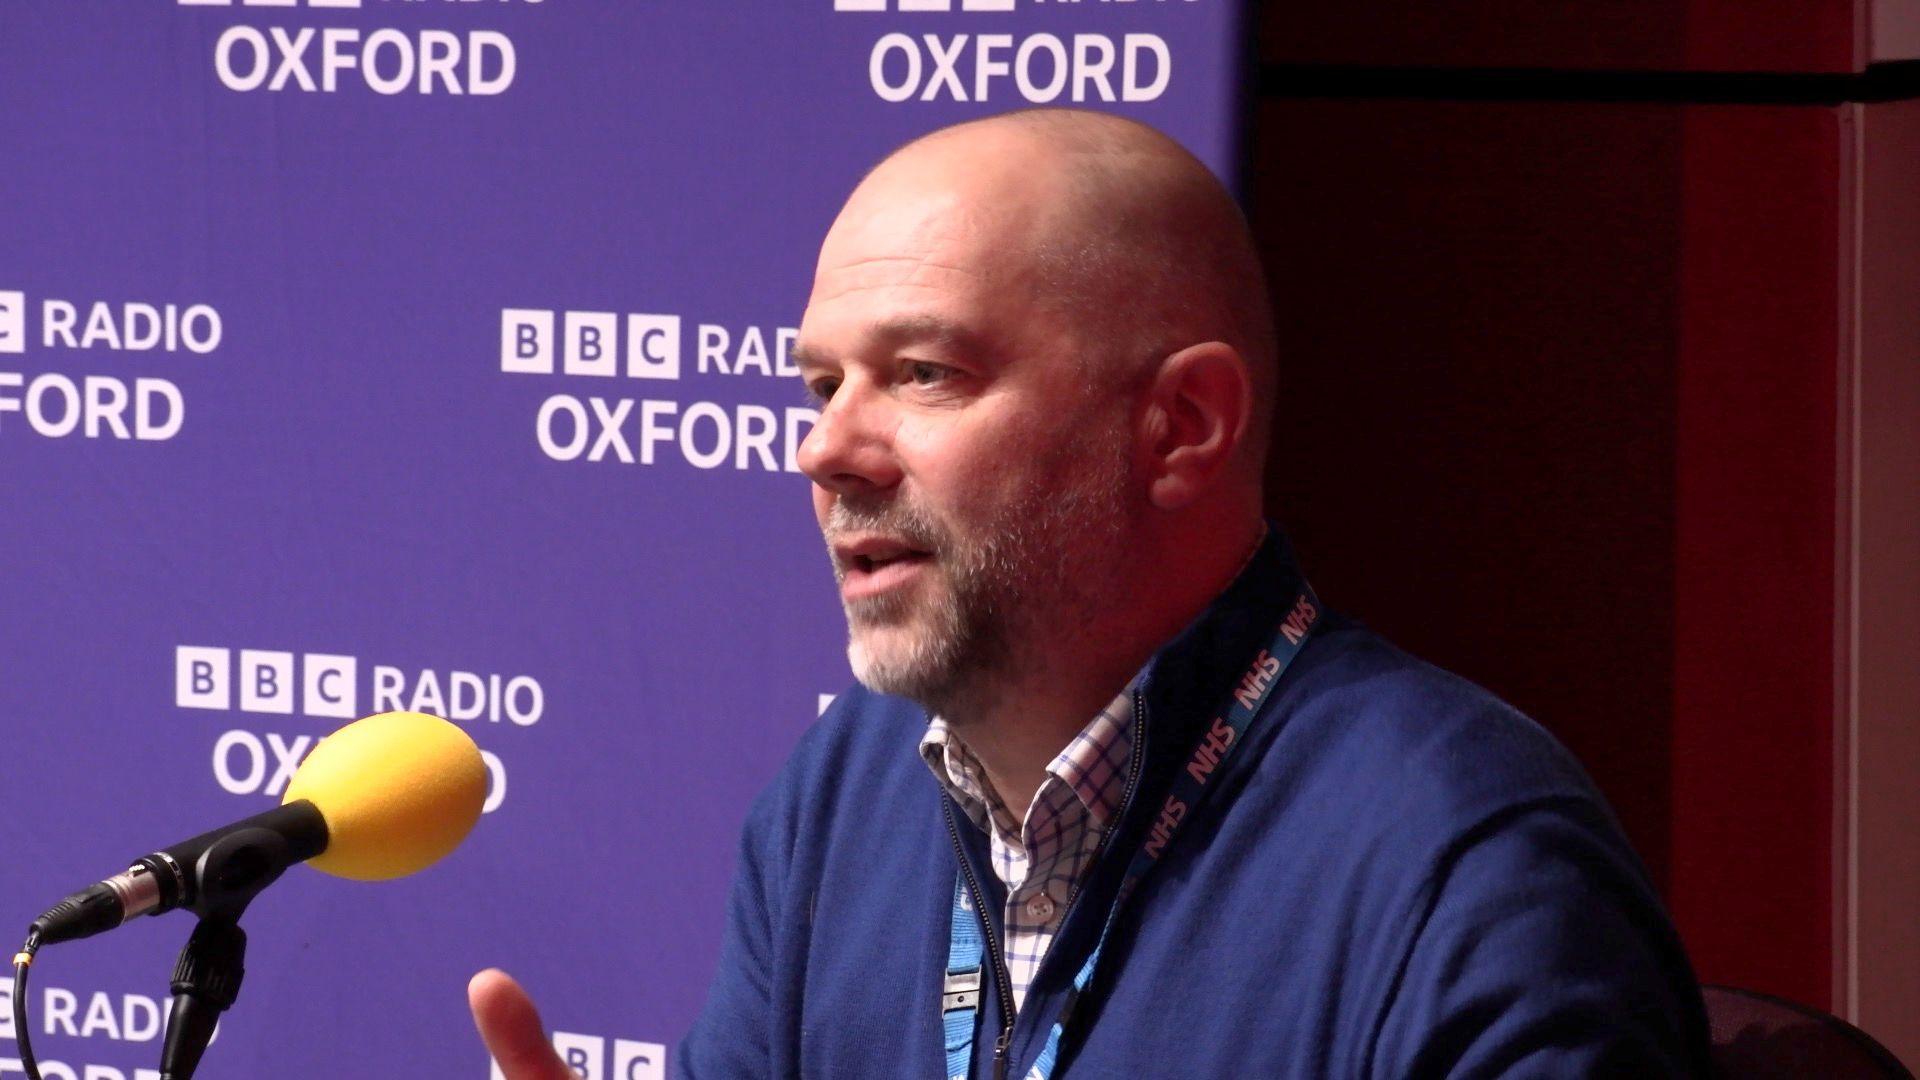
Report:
868,314,984,355
874,316,998,365
792,315,993,376
790,341,826,372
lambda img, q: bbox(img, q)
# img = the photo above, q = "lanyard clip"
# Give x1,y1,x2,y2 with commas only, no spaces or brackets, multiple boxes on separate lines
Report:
943,967,982,1012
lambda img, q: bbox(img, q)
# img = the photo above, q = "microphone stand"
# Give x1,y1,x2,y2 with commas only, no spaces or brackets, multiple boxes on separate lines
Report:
158,823,298,1080
162,918,245,1080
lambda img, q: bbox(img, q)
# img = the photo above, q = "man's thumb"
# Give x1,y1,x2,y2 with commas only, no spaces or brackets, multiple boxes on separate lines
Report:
468,968,576,1080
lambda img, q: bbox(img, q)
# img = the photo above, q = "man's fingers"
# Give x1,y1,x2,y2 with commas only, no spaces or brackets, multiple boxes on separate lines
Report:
468,968,576,1080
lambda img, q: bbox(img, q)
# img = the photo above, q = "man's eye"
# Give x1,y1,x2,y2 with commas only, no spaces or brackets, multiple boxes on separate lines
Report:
907,361,951,386
807,377,841,402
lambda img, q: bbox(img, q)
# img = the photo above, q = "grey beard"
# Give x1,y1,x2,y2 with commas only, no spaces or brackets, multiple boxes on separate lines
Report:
826,423,1134,714
831,497,1016,713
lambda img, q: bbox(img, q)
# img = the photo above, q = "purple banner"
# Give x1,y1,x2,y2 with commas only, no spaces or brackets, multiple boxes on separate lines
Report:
0,2,1244,1076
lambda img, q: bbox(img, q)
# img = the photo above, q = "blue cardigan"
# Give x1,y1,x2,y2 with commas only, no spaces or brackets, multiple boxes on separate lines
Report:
677,534,1711,1078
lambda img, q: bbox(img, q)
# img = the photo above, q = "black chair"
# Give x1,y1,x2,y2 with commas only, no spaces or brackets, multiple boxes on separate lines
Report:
1704,984,1914,1079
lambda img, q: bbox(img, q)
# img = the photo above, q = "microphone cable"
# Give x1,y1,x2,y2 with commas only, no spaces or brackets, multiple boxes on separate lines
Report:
11,930,44,1080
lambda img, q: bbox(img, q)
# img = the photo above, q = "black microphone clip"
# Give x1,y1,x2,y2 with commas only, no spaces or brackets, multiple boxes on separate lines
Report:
29,801,327,946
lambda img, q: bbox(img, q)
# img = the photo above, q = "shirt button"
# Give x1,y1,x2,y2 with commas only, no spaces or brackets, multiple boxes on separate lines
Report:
1026,895,1056,921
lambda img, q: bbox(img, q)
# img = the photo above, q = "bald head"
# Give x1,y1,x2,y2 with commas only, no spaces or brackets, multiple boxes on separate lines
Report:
797,110,1277,722
832,109,1278,474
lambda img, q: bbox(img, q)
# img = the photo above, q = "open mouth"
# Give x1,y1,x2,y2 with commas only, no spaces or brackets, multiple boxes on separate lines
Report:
835,538,935,599
849,549,931,574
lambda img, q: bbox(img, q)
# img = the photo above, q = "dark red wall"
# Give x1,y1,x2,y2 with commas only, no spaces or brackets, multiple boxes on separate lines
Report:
1249,93,1846,1006
1670,105,1844,1004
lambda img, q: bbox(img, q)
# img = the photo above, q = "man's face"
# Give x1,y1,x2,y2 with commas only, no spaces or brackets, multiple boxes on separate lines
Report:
793,167,1137,710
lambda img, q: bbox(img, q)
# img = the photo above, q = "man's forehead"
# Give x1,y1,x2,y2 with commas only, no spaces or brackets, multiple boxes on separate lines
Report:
796,126,1112,367
801,210,1050,358
817,138,1077,278
814,191,1002,286
802,225,1000,344
808,249,986,306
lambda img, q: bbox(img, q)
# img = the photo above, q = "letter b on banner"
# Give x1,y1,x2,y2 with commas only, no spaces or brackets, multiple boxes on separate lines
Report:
501,309,556,374
239,649,295,714
176,646,231,710
564,312,618,377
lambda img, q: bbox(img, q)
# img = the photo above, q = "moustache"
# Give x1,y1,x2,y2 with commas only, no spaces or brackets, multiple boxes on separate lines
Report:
823,499,947,564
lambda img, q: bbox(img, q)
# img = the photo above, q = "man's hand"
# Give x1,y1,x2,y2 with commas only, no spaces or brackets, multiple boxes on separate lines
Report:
468,968,576,1080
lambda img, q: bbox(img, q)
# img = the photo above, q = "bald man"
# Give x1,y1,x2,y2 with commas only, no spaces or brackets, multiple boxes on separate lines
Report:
472,111,1710,1079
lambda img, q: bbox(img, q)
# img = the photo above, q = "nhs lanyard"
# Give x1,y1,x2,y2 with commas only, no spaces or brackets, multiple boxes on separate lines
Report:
943,586,1324,1080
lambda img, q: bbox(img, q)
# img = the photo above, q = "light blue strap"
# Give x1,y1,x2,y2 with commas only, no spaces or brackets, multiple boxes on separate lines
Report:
944,879,984,1080
1027,944,1097,1078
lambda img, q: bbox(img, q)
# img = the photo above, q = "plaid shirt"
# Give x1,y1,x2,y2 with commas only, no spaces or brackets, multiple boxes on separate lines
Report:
919,687,1135,1017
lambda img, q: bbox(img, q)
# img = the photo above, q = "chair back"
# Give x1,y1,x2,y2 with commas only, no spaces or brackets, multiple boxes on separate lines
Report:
1704,984,1914,1079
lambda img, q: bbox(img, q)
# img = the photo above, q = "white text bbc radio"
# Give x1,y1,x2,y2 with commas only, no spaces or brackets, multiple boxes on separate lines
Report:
0,980,174,1080
0,980,168,1076
499,309,818,473
1,979,668,1080
175,646,544,814
0,291,216,443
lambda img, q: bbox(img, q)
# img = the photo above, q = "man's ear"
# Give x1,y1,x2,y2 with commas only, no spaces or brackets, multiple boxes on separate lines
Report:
1138,341,1252,510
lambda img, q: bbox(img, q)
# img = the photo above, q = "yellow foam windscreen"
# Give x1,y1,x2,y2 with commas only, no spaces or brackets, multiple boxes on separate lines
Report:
281,711,487,881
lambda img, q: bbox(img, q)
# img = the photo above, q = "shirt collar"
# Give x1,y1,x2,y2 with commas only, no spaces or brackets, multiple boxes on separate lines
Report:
919,682,1137,834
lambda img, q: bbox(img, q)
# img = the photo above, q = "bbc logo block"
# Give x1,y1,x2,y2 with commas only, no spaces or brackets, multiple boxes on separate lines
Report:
564,312,619,377
0,291,23,354
500,309,554,374
489,1034,664,1080
500,309,681,380
238,650,294,714
176,646,357,718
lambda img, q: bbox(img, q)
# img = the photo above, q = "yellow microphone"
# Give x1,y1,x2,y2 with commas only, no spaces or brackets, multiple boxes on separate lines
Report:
30,711,487,944
283,710,488,881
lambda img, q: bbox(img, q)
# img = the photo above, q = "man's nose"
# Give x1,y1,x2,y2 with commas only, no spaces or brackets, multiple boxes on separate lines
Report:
797,384,903,496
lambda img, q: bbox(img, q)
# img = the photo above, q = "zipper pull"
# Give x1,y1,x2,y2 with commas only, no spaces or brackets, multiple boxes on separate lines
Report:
992,1027,1012,1080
